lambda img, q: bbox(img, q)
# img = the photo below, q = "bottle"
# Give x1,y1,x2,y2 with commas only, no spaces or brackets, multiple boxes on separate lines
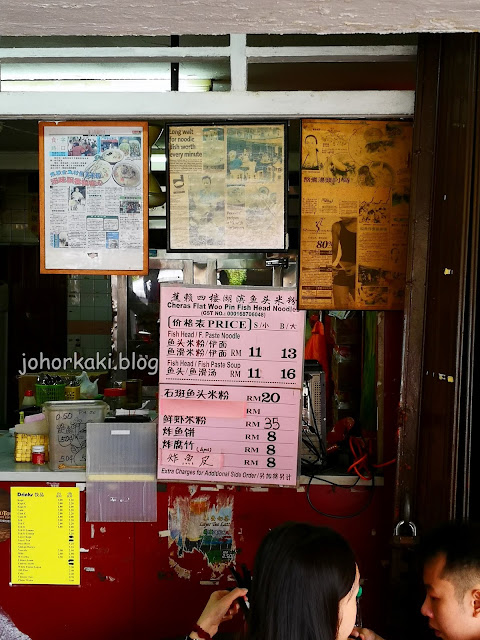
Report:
31,445,46,465
21,389,36,408
18,390,42,422
103,388,127,416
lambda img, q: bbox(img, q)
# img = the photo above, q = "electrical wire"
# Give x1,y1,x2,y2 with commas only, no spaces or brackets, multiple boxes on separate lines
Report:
306,471,376,519
301,371,388,518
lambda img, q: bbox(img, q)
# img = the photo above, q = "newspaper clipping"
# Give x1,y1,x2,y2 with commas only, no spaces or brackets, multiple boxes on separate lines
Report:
41,123,146,273
299,119,413,310
168,124,286,250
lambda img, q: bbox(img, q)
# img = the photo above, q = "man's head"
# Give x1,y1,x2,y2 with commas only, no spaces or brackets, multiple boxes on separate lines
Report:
420,523,480,640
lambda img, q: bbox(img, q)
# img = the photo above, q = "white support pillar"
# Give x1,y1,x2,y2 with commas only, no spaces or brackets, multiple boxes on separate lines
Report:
230,34,247,92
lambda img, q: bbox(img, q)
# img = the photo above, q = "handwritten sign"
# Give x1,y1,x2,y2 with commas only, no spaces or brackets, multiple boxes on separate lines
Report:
159,286,305,386
43,400,108,471
157,384,301,486
11,487,80,585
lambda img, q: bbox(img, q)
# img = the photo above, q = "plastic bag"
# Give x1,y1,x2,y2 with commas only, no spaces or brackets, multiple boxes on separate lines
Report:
304,320,330,382
75,371,98,399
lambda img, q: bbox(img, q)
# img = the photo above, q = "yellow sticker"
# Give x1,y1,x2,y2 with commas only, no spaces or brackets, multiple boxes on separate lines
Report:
11,487,80,585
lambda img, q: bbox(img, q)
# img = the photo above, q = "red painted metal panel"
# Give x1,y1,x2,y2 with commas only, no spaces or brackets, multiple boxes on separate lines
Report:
0,481,391,640
0,482,135,640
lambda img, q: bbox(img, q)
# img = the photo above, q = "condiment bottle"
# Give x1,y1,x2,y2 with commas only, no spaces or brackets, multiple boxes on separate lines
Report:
21,389,36,408
103,388,126,416
31,445,45,465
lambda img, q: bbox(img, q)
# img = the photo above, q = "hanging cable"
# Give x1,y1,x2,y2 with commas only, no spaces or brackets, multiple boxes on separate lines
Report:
306,471,376,519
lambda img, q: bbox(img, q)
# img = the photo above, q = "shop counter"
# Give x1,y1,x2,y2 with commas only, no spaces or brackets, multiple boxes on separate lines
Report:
0,431,84,482
0,430,381,485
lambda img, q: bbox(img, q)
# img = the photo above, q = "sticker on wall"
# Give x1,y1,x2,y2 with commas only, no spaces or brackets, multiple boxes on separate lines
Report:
168,489,235,571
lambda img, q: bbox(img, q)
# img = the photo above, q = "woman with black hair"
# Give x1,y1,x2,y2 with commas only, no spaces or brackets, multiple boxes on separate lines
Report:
188,522,372,640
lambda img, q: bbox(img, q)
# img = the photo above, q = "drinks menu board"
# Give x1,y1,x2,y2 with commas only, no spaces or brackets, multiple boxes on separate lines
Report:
11,487,80,585
158,285,306,487
159,285,305,387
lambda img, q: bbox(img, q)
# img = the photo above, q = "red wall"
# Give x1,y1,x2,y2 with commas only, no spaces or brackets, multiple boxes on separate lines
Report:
0,479,393,640
0,310,403,639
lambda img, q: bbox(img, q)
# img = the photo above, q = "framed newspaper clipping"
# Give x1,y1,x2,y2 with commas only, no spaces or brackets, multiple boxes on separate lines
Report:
39,121,148,275
167,123,287,252
299,119,413,310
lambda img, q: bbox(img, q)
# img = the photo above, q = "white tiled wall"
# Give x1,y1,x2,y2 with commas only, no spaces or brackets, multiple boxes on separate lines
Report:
0,173,39,245
67,275,112,360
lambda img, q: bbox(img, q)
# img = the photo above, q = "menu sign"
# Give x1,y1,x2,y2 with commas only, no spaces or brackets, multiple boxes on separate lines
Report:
158,285,305,486
159,285,305,387
167,123,286,251
299,119,412,310
39,121,148,274
158,384,300,486
11,487,80,585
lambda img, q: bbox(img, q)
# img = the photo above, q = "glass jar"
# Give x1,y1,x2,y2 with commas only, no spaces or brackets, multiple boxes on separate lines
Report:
103,388,126,416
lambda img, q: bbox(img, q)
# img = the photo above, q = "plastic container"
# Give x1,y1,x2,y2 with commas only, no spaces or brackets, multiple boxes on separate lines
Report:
65,385,80,401
86,422,157,522
14,433,49,463
124,379,142,409
103,388,126,416
21,389,37,408
35,383,66,405
43,400,108,471
31,445,46,465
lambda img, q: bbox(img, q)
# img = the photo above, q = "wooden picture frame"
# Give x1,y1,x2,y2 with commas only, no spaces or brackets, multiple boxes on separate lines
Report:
39,121,148,275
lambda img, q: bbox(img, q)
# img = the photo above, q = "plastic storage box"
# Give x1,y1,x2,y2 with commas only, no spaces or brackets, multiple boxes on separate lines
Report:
43,400,108,471
86,422,157,522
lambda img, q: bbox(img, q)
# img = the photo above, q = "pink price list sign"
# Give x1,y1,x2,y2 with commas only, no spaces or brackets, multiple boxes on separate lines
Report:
159,285,306,387
158,384,301,486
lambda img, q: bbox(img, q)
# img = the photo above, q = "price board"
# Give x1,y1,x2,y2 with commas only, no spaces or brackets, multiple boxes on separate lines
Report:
158,384,301,486
11,487,80,585
158,285,305,486
159,285,305,387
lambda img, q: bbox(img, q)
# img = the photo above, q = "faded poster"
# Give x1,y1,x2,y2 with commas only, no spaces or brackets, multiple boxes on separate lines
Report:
299,120,412,310
168,492,235,569
168,124,286,250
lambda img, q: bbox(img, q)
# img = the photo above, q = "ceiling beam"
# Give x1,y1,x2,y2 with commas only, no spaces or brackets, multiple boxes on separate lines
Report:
0,90,414,119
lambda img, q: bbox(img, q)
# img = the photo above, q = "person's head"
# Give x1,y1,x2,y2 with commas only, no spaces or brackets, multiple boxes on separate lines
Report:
420,522,480,640
305,134,318,148
202,176,212,188
228,150,237,161
248,522,358,640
